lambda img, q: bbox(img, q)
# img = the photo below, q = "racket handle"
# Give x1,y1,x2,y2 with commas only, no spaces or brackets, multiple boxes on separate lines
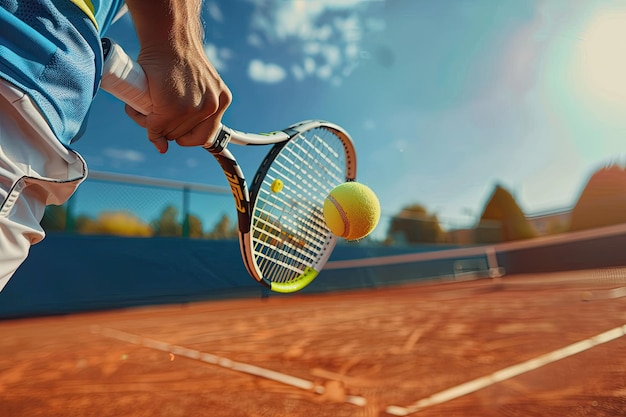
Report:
101,38,153,115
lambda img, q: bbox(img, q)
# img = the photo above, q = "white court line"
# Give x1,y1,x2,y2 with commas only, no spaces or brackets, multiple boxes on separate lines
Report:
386,324,626,416
92,326,367,407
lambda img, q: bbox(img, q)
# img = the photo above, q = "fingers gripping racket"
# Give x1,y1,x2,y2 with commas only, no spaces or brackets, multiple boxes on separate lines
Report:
100,38,357,293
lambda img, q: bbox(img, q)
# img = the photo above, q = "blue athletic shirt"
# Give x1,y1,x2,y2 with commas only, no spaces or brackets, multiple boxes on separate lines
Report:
0,0,126,145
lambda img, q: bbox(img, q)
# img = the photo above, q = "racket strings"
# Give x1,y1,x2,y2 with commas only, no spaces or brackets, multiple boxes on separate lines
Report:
264,158,329,232
254,152,331,278
254,195,327,248
251,128,347,283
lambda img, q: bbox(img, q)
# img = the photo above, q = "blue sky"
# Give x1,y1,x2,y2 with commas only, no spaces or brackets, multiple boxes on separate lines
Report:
76,0,626,236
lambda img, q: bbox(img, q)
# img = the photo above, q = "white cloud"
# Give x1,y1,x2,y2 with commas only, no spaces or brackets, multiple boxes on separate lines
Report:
333,14,363,43
206,2,223,22
303,42,321,55
103,148,145,163
248,60,287,83
303,57,316,74
247,33,264,48
317,65,332,80
204,43,231,72
255,0,371,41
186,158,198,168
245,0,384,83
292,65,305,81
322,44,341,67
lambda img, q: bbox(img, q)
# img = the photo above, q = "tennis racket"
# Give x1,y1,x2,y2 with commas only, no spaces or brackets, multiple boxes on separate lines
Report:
100,38,357,293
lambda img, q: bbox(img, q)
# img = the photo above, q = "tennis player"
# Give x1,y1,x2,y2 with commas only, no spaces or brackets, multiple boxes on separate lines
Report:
0,0,231,292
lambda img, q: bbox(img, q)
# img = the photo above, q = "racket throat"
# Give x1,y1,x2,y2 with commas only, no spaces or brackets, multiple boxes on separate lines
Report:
204,126,232,154
212,151,252,233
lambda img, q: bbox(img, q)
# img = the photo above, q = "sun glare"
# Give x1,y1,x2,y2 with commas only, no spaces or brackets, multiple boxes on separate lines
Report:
575,10,626,101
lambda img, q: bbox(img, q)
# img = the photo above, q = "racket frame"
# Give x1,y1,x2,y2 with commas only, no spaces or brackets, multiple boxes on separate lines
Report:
226,121,356,292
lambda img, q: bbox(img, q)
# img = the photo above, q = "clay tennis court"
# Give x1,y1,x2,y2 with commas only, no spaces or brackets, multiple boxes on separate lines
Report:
1,270,625,417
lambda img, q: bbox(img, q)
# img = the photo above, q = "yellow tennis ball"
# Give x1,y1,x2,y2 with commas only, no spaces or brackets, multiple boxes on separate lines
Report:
323,182,381,241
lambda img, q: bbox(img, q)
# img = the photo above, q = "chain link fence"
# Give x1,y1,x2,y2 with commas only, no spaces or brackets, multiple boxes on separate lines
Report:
41,171,238,239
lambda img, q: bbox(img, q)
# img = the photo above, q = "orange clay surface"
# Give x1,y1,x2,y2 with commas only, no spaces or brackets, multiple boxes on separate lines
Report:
1,270,625,417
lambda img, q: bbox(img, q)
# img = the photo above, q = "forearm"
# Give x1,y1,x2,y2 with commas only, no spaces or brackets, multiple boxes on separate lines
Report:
124,0,204,55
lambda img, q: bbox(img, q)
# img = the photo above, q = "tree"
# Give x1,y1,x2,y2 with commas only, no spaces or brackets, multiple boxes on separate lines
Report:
207,214,237,239
475,184,535,243
569,165,626,231
77,211,153,237
387,204,442,244
184,214,204,238
152,205,182,237
75,214,96,234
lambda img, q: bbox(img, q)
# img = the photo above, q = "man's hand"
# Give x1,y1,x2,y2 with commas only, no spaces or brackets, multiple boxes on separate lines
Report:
124,47,232,153
123,0,231,153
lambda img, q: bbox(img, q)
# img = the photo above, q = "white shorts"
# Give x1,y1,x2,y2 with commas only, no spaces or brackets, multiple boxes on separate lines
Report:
0,79,87,292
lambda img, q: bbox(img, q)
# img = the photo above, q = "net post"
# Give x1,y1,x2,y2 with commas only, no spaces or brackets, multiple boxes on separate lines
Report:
65,193,77,233
182,186,190,238
486,246,505,278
